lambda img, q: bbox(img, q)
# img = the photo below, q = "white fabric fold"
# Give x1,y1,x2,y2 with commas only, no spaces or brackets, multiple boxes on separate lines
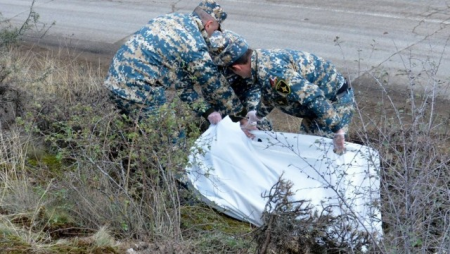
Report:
186,116,381,235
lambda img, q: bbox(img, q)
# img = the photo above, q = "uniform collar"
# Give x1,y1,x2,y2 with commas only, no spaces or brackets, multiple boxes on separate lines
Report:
192,14,209,40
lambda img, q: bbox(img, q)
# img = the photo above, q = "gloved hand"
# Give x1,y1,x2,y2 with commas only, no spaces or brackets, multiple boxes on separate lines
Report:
240,118,257,139
207,111,222,125
246,110,261,126
333,130,346,155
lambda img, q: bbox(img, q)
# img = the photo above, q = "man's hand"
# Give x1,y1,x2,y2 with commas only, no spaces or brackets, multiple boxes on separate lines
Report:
246,110,261,126
207,111,222,124
333,129,346,155
240,118,257,139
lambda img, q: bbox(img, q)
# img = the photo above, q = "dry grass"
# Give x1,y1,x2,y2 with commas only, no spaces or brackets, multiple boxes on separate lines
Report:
1,44,256,253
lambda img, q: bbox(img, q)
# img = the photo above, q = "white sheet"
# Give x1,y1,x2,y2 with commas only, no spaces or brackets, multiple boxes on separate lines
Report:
186,116,381,236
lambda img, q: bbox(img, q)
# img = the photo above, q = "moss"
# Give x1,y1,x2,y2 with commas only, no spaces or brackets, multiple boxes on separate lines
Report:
47,244,119,254
26,152,68,180
180,205,253,234
180,205,256,252
28,153,61,170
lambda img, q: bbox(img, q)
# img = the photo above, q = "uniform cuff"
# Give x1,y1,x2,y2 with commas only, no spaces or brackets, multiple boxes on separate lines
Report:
331,123,345,133
229,108,248,122
201,108,216,120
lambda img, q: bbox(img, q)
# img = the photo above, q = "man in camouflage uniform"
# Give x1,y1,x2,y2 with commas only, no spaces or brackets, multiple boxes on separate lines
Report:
104,0,247,125
210,30,355,154
208,31,273,131
214,64,273,131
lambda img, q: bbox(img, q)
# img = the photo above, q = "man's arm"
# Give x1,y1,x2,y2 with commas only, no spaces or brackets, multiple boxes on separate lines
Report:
187,52,247,121
174,78,217,119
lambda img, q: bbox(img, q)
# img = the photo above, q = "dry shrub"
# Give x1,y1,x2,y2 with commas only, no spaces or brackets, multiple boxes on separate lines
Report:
0,47,30,130
253,178,374,254
0,84,25,130
16,51,201,241
352,67,450,253
0,45,195,249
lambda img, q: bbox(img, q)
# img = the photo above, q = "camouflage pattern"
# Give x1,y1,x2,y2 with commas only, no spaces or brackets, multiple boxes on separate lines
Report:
299,89,355,137
197,0,227,23
251,49,355,134
208,30,272,129
219,67,273,130
104,6,244,120
213,32,354,134
209,30,249,66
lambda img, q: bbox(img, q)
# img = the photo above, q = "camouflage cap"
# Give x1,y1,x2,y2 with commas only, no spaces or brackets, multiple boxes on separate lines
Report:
197,0,227,24
209,30,249,66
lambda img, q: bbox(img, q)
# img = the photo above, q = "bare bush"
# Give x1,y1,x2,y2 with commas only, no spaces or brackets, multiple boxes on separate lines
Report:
253,177,374,254
15,50,203,241
352,60,450,253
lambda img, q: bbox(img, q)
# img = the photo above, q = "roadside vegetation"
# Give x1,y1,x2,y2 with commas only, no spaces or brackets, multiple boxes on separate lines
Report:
1,4,450,254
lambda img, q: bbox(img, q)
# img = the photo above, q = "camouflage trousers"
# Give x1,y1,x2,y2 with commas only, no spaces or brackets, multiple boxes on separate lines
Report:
300,88,355,138
109,90,166,120
109,92,186,143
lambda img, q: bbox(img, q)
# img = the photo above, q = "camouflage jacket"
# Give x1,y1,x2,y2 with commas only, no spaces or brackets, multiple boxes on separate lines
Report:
104,13,244,119
252,49,347,133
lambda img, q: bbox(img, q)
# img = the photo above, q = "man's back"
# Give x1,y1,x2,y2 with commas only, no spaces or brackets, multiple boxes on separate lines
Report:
104,1,247,122
256,49,345,100
106,13,206,91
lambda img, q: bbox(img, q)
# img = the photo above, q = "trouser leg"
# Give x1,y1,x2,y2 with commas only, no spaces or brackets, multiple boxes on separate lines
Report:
109,87,166,120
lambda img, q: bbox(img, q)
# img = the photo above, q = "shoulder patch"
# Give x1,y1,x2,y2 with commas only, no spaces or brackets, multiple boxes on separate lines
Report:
274,79,291,95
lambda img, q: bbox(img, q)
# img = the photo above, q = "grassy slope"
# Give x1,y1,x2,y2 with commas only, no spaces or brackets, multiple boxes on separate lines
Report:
1,40,450,253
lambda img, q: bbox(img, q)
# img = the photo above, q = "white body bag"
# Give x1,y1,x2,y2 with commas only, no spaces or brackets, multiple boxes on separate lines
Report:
186,117,381,236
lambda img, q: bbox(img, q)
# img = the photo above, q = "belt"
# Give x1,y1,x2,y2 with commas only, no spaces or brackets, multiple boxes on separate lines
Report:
336,81,350,95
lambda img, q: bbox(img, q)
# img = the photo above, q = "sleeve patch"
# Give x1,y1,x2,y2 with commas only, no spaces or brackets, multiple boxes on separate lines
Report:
274,78,291,95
